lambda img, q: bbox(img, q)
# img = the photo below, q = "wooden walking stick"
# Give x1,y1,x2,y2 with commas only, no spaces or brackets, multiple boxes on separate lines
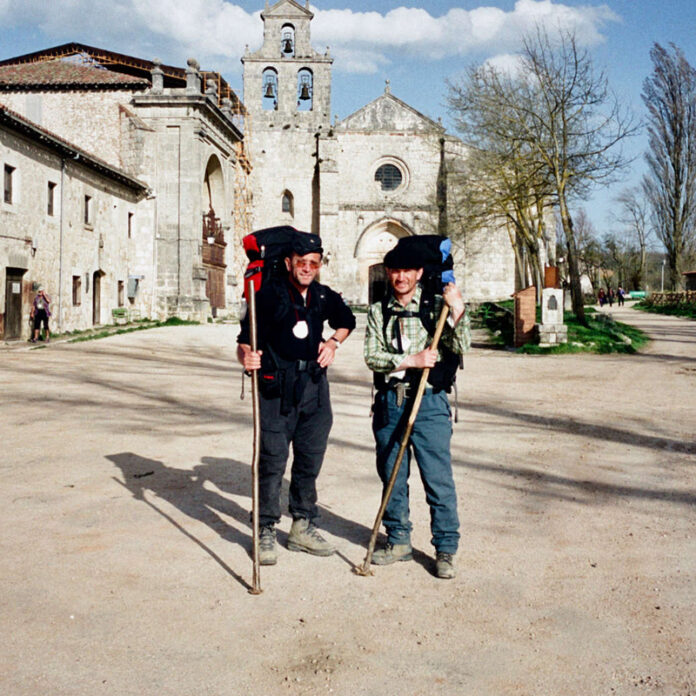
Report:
247,280,263,595
356,303,451,576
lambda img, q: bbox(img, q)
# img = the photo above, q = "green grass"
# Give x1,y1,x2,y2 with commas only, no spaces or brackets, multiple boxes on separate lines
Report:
634,301,696,320
472,302,648,355
519,313,649,354
64,317,198,344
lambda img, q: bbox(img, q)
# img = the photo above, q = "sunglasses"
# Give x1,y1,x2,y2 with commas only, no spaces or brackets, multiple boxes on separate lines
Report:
292,259,321,269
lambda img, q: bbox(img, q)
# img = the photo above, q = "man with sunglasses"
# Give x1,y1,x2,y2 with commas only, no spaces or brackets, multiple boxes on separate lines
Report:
237,232,355,565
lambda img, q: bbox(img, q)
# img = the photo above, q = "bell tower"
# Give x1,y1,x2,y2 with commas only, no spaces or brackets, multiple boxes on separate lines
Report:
242,0,333,231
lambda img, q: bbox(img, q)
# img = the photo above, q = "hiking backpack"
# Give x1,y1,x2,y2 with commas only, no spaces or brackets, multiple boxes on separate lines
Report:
241,225,299,300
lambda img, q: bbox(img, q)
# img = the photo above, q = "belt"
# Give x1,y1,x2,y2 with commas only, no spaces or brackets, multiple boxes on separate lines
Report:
296,359,319,372
380,381,434,407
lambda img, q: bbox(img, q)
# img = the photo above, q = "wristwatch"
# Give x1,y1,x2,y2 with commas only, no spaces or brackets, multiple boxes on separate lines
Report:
329,337,341,348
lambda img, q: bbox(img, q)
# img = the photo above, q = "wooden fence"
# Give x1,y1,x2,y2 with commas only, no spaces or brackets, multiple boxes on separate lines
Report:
644,291,696,305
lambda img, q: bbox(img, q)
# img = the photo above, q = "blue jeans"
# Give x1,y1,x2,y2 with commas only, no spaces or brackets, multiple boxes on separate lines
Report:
372,388,460,553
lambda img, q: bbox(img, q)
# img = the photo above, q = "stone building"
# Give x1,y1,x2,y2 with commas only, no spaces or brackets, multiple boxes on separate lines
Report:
243,0,515,304
0,104,147,339
0,46,248,340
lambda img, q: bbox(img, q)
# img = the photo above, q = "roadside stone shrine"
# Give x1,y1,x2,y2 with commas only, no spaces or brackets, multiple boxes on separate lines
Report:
538,288,568,347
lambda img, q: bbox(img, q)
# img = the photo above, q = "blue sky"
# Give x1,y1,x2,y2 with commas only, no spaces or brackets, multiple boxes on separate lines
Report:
2,0,695,236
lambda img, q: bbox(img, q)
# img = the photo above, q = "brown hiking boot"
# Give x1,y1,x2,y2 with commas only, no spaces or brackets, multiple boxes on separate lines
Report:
371,542,413,565
435,551,456,579
287,518,335,556
258,525,277,566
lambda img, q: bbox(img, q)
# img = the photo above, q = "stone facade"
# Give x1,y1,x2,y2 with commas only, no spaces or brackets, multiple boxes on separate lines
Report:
0,106,147,340
243,0,516,305
0,54,246,337
1,89,146,170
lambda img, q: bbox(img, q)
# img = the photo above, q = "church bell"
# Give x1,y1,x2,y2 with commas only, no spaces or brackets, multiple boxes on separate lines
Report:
299,82,311,101
264,81,275,98
282,38,293,54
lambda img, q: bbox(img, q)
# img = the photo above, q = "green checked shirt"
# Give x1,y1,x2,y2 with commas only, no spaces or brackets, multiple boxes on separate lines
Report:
364,286,471,375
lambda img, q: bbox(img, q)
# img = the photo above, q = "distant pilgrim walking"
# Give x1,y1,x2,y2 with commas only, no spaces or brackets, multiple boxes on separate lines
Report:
30,286,51,343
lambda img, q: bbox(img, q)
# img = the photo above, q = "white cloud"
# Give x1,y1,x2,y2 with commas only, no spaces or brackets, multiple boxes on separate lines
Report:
312,1,618,67
0,0,619,74
483,52,527,77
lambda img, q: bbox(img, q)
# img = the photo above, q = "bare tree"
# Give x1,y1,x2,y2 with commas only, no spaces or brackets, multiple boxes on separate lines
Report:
445,139,552,297
565,208,602,293
448,28,637,323
614,187,651,289
642,42,696,290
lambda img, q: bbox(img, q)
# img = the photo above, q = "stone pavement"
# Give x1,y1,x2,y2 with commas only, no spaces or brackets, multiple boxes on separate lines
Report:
1,308,695,695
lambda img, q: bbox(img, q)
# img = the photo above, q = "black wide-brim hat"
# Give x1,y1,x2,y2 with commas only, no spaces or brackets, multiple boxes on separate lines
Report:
383,241,423,270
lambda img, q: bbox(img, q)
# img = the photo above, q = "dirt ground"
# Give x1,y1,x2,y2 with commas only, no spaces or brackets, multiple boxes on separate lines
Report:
1,304,695,695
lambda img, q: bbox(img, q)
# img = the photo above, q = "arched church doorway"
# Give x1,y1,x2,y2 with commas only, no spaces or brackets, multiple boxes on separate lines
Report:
354,218,412,304
202,155,226,313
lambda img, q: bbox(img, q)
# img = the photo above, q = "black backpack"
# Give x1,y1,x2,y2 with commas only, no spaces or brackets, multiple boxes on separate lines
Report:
242,225,298,300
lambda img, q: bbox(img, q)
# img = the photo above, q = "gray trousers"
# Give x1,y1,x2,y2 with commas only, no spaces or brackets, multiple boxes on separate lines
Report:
258,374,333,526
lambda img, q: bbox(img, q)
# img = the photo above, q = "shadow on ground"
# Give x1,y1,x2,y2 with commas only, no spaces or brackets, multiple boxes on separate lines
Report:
107,452,442,587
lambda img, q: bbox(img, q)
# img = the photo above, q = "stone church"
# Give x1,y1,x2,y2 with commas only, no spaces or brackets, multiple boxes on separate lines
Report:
0,0,514,341
243,0,514,304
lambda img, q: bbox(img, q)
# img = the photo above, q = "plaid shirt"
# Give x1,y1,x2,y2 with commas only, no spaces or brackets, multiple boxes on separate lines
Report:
364,286,471,374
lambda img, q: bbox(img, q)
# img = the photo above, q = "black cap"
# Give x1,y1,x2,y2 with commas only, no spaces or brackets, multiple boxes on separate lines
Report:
384,242,423,270
291,231,323,257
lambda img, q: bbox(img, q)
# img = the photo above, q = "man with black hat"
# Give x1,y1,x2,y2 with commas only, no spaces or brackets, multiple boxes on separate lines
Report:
237,231,355,565
364,240,470,578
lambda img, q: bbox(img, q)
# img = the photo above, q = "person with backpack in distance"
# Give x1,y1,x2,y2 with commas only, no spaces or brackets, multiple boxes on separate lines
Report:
364,237,470,579
237,228,355,566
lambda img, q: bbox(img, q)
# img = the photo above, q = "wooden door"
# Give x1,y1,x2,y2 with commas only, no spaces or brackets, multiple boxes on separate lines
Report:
92,271,101,325
4,269,24,339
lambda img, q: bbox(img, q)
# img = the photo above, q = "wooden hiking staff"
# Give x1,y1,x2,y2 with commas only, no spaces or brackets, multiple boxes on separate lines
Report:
356,303,451,576
247,280,262,595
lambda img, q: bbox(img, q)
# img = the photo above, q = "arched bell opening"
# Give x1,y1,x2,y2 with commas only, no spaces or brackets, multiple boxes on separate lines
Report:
297,68,313,111
281,24,295,58
262,67,278,111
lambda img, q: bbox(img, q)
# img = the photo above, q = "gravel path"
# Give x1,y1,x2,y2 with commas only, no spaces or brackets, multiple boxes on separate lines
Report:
1,305,694,695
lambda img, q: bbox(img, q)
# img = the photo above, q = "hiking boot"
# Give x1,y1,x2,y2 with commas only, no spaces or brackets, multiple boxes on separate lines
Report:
287,518,335,557
435,552,456,579
371,542,413,565
258,525,277,566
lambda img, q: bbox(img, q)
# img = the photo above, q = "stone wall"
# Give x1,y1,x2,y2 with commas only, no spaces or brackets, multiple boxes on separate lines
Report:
1,123,145,340
1,90,143,169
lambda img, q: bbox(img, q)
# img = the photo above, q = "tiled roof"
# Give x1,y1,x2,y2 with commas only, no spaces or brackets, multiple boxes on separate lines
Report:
0,60,150,90
0,102,148,192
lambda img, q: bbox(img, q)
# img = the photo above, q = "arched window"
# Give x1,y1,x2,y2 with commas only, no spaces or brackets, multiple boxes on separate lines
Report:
281,190,294,217
297,68,313,111
281,24,295,58
262,67,278,111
